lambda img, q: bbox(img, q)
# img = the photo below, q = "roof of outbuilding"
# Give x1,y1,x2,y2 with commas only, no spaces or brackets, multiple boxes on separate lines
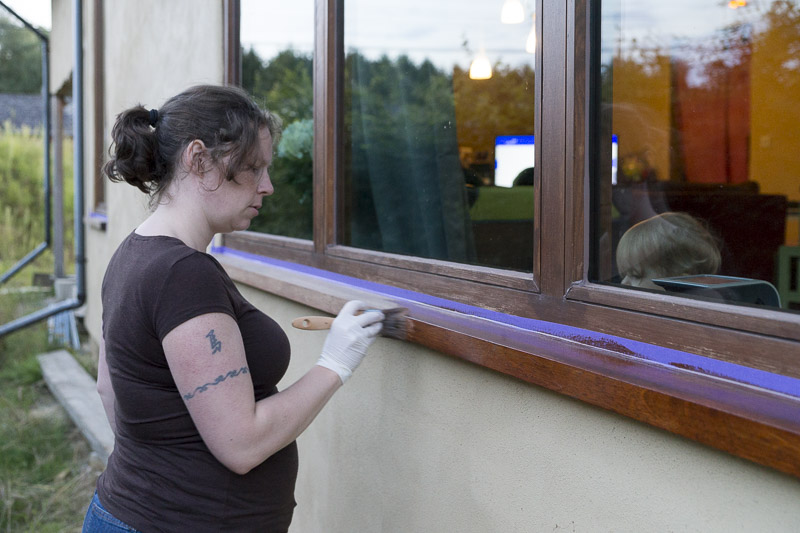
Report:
0,93,72,134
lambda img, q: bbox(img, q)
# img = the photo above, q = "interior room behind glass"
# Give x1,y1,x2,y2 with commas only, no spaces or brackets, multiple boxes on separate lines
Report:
591,0,800,312
342,0,537,272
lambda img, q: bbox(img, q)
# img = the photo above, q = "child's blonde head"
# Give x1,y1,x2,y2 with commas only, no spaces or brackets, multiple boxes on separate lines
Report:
616,212,721,287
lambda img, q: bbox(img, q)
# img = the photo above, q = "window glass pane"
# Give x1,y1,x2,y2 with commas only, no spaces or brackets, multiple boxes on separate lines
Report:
343,0,536,271
240,0,314,239
591,0,800,312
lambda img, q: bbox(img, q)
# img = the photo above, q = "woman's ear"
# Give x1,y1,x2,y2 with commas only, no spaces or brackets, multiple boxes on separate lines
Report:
183,139,208,176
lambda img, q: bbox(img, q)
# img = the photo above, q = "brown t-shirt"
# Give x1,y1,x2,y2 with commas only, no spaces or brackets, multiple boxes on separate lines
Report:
97,232,298,532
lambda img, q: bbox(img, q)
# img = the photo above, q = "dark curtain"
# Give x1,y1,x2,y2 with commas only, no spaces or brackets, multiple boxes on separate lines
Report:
344,54,475,263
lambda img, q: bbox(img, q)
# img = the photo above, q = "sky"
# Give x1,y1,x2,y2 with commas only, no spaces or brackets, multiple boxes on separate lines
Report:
0,0,51,29
1,0,781,70
1,0,534,71
603,0,773,63
241,0,536,71
240,0,776,72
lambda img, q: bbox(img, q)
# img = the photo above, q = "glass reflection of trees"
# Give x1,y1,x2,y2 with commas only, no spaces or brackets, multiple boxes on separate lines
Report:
242,44,537,271
243,48,314,239
343,52,535,270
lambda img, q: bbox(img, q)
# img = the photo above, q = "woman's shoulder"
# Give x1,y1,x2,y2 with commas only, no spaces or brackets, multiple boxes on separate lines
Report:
169,249,228,281
124,232,212,265
106,233,226,286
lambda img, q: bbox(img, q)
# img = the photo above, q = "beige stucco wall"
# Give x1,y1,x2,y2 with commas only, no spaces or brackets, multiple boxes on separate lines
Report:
49,0,73,93
81,0,224,342
233,287,800,532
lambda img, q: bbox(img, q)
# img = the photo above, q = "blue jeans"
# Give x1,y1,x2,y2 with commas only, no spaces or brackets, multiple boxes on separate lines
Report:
82,491,141,532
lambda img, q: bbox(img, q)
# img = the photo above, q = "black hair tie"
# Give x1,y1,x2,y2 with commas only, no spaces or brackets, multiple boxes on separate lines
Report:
148,108,159,127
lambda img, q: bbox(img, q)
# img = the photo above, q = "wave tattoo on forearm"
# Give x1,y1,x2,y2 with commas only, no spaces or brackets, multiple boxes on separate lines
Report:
183,367,249,401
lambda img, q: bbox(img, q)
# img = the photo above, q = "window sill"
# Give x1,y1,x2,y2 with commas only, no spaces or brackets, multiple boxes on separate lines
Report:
213,246,800,479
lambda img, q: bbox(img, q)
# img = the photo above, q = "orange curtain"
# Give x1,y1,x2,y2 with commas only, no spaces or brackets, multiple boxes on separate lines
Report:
672,45,751,184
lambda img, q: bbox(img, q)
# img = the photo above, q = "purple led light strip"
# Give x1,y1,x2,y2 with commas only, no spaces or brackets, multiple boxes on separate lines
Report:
213,245,800,399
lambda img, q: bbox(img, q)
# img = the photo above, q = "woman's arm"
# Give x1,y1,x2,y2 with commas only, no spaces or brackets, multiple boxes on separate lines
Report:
162,302,382,475
96,334,117,433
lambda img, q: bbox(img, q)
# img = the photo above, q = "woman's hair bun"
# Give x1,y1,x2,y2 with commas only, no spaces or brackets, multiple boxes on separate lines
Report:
104,105,162,194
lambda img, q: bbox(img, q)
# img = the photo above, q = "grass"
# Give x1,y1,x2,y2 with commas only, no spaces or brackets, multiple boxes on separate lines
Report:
0,292,102,532
1,123,95,532
0,125,74,283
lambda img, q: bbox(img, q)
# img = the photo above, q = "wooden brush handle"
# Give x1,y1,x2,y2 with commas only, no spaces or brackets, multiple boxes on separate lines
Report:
291,316,334,330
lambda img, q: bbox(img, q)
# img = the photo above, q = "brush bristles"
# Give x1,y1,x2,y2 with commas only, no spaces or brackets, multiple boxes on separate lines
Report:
379,307,408,340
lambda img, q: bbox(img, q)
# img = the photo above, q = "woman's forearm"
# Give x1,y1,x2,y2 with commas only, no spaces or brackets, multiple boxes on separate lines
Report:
214,365,341,475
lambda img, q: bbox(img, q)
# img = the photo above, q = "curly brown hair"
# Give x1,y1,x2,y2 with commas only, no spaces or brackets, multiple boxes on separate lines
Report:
103,85,281,204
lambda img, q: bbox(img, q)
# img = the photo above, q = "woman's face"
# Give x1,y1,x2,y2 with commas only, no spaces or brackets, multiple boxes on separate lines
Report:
207,128,274,233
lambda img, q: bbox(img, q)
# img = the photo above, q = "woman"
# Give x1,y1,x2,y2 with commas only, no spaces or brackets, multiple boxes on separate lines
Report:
82,85,384,532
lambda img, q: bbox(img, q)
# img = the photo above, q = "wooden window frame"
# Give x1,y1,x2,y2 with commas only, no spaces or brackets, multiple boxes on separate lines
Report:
223,0,240,86
90,0,106,221
221,0,800,478
86,0,107,232
92,0,104,212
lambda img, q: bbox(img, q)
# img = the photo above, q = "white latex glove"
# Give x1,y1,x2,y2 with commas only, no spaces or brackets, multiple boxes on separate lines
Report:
317,300,384,384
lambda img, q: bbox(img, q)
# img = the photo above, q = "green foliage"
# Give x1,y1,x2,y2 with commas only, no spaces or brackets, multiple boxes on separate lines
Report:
0,15,46,93
345,53,457,144
250,168,314,240
0,123,75,285
453,63,535,155
0,121,103,527
243,48,314,239
245,48,313,125
0,348,43,384
250,115,314,239
277,118,313,160
240,46,535,250
241,48,263,97
0,292,51,366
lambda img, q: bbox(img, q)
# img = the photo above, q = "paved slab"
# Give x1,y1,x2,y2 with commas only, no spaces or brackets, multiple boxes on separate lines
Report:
37,349,114,463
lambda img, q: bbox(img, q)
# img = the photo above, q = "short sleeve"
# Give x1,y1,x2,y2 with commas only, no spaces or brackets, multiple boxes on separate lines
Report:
153,253,236,341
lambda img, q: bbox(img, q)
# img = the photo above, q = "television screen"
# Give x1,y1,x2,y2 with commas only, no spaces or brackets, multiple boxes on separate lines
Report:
494,135,535,188
494,134,618,187
611,134,618,185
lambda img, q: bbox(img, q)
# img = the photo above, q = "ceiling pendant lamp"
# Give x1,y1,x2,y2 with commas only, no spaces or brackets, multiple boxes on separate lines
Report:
526,14,537,54
469,50,492,80
501,0,525,24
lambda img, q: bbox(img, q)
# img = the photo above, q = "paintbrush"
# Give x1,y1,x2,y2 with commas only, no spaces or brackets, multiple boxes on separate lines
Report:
291,307,408,341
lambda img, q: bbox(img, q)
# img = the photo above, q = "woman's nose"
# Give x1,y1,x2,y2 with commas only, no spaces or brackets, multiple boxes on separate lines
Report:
258,174,274,196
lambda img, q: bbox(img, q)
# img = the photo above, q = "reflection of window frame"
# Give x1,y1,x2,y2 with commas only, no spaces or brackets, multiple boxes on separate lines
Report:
221,0,800,479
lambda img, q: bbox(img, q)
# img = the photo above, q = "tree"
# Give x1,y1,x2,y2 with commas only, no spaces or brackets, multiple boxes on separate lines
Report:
243,48,314,239
452,63,535,159
243,47,313,124
0,15,45,93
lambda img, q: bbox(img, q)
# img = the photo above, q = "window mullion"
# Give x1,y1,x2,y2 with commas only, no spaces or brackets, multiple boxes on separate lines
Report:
313,0,338,253
539,0,569,296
